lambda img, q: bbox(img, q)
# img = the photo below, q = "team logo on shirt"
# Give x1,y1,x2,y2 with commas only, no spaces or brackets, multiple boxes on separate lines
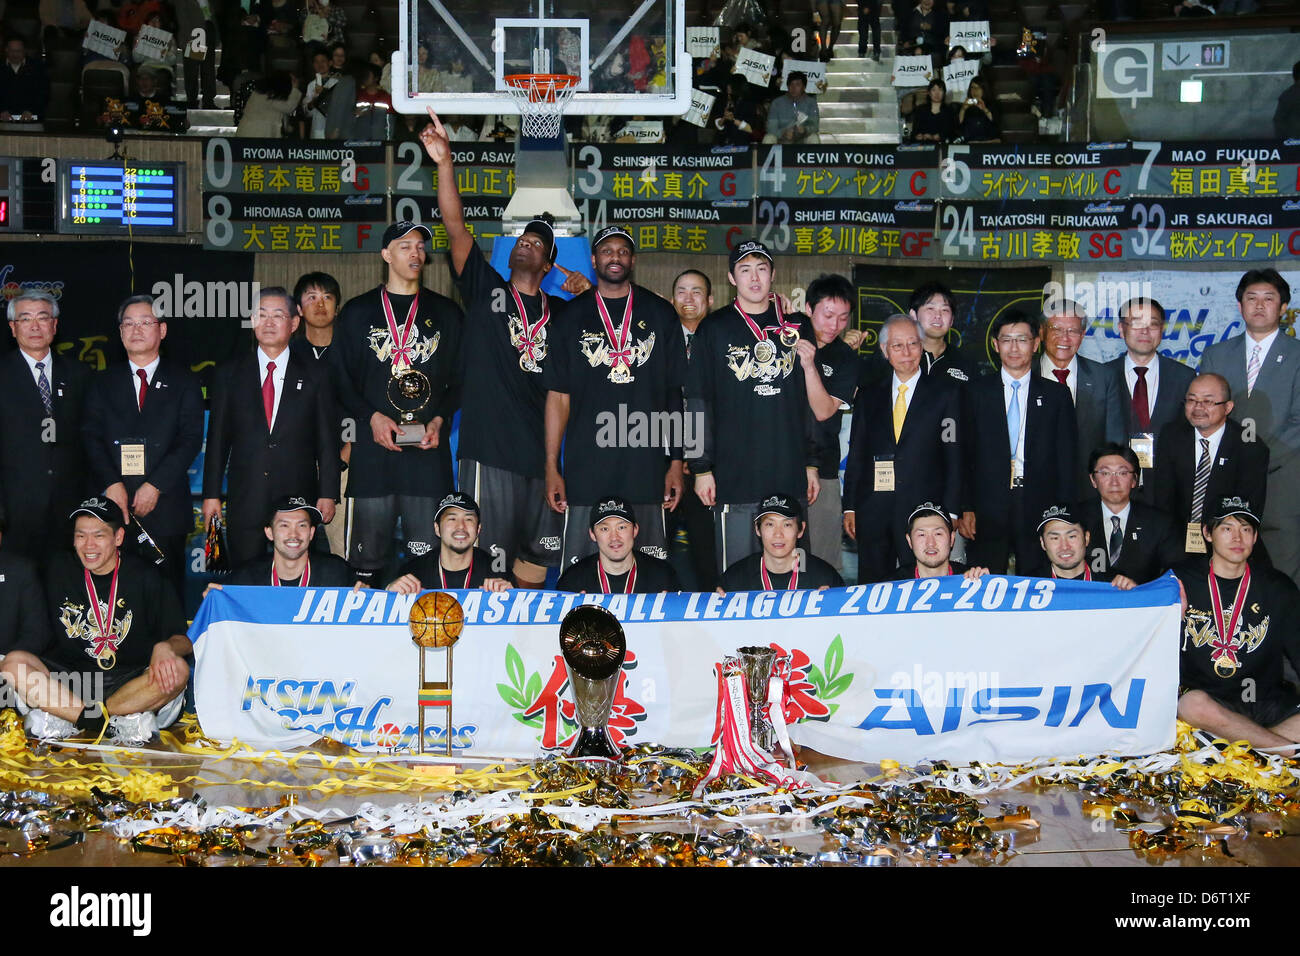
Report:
367,325,441,365
508,315,549,373
578,331,656,384
726,340,797,395
1183,605,1270,678
58,598,132,670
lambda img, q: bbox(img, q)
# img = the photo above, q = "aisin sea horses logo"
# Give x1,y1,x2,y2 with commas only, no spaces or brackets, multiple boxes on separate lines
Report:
499,644,647,750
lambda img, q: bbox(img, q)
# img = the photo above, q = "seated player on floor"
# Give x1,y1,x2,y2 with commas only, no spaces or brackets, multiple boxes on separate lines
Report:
892,502,989,581
1036,504,1136,588
718,493,843,592
557,498,680,594
1175,496,1300,752
0,498,190,744
387,492,512,592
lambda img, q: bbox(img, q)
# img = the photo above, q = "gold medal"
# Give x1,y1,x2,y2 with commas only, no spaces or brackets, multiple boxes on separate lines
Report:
1213,657,1238,678
778,327,800,347
753,340,776,365
609,362,632,384
96,646,116,670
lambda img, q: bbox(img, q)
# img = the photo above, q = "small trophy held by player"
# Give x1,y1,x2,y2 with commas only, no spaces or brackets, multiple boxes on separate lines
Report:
388,366,432,446
559,604,626,763
738,645,776,751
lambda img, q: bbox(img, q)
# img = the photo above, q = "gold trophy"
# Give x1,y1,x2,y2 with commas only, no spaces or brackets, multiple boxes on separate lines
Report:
409,591,463,756
387,367,432,446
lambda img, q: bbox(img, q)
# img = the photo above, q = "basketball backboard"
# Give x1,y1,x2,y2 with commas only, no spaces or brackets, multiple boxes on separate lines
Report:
390,0,690,116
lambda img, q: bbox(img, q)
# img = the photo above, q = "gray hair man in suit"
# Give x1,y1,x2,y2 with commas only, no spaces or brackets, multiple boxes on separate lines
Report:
1038,298,1124,500
1198,268,1300,583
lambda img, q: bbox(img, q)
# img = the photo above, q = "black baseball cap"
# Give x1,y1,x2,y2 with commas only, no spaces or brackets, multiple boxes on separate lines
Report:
435,491,481,524
70,496,125,530
521,219,558,262
1206,496,1261,530
268,495,324,526
907,502,953,531
1037,503,1083,534
382,220,433,246
755,493,802,524
592,225,635,252
729,239,774,271
590,497,637,530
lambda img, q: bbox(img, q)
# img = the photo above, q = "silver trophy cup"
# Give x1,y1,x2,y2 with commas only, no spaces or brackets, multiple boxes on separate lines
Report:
737,646,776,752
560,605,627,761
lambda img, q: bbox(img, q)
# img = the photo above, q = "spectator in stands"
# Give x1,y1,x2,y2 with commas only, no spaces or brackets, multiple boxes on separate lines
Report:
350,60,391,139
1275,61,1300,139
763,70,819,144
236,69,300,137
957,77,998,142
813,0,843,61
117,0,163,37
302,45,337,138
908,78,955,143
857,0,881,60
301,0,345,46
39,0,92,50
328,40,346,74
899,0,947,57
0,37,48,121
443,115,478,141
1022,33,1064,119
175,0,218,111
380,38,440,93
710,74,761,145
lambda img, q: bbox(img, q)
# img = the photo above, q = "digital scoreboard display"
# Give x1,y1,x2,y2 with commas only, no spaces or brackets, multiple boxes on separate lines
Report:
59,160,185,235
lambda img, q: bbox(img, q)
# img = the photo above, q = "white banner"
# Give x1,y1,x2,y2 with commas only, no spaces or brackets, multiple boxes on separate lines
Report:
1065,268,1265,368
948,20,990,53
780,58,828,94
892,54,934,87
733,47,776,87
192,577,1180,764
133,24,174,64
942,59,980,97
684,88,716,128
618,120,665,144
686,26,720,59
83,20,127,60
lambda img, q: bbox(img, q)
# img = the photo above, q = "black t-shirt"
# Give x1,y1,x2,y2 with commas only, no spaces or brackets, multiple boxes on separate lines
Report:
921,345,973,386
814,336,860,478
40,552,187,673
452,249,550,479
228,552,355,587
289,335,333,370
1174,558,1300,703
0,551,50,655
330,285,463,497
557,553,681,593
686,302,815,504
892,560,970,580
396,547,496,589
543,284,686,504
719,552,844,591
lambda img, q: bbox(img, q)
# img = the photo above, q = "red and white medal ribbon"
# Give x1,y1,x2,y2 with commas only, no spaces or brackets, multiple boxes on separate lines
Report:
1051,565,1092,580
760,560,798,591
510,285,549,366
381,287,419,372
693,661,799,799
83,557,121,661
916,563,953,578
439,552,473,590
734,294,799,343
597,559,637,595
271,557,310,587
1208,565,1251,673
596,288,635,372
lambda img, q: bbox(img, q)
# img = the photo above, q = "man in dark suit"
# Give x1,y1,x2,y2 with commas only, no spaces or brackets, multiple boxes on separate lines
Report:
83,295,204,599
0,291,89,567
1082,443,1181,582
957,310,1077,575
1199,268,1300,584
202,287,341,567
843,315,962,583
1106,296,1195,503
1153,372,1271,564
1038,300,1123,500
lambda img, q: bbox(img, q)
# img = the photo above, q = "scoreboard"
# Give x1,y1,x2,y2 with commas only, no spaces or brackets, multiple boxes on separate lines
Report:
59,160,185,235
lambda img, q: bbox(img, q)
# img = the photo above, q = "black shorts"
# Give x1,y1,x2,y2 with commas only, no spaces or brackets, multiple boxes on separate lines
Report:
458,458,562,568
348,495,439,570
1186,686,1300,730
26,661,185,726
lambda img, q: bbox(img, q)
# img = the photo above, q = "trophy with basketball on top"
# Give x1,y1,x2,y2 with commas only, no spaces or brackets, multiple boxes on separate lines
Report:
408,591,464,757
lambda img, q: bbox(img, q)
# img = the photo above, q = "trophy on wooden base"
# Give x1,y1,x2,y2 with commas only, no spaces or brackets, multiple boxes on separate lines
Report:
408,591,464,756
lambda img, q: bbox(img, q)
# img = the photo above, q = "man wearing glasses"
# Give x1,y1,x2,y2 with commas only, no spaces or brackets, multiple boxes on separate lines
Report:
203,288,341,567
957,310,1077,576
1082,443,1180,583
1153,372,1271,564
0,291,89,567
1037,299,1124,500
83,295,204,600
1105,296,1195,504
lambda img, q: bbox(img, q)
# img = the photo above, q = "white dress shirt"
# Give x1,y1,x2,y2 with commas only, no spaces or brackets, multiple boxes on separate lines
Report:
1101,500,1132,538
1001,367,1032,474
1039,353,1078,403
1124,353,1159,420
1245,328,1280,374
257,347,288,430
18,348,53,389
1193,422,1226,471
128,356,161,407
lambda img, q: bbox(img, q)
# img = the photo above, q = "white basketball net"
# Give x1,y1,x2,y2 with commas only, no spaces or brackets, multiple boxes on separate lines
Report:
503,74,579,139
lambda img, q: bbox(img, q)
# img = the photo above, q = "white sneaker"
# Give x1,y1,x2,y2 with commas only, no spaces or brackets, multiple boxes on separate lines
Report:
107,712,158,746
24,709,77,741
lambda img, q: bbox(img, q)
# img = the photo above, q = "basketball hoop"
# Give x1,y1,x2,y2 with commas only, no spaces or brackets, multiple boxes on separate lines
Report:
503,73,580,139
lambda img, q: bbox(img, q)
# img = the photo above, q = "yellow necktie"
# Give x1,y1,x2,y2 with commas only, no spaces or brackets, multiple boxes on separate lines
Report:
893,383,908,442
